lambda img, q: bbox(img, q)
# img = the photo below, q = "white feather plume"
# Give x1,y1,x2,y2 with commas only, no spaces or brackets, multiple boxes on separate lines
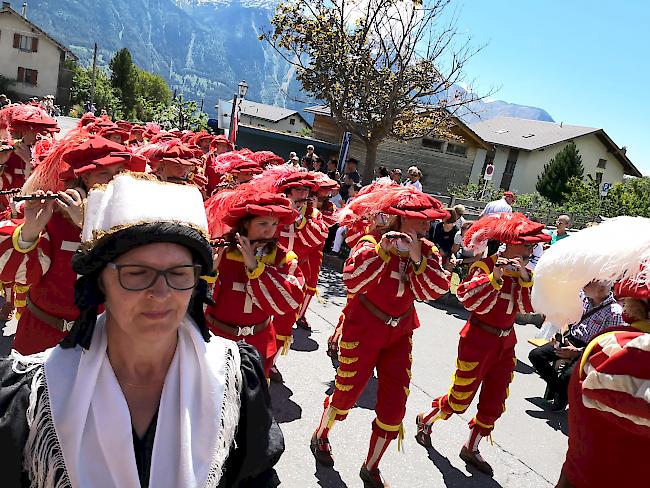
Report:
532,216,650,326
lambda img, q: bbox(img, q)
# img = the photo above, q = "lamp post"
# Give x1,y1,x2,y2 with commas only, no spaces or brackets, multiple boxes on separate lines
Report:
228,80,248,145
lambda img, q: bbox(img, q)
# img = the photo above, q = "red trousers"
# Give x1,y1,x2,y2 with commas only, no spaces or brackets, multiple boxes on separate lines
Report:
13,310,67,355
210,323,277,376
433,321,517,435
328,316,413,439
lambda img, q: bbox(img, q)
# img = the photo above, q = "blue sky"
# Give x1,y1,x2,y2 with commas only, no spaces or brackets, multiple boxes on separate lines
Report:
451,0,649,175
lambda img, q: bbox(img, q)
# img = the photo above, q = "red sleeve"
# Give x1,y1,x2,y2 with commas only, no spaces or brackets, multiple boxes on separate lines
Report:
0,219,52,286
247,249,305,316
456,262,502,314
409,243,451,300
296,211,329,249
516,278,534,313
342,237,391,295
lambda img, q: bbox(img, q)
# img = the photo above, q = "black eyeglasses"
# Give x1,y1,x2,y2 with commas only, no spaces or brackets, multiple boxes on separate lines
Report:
107,263,202,291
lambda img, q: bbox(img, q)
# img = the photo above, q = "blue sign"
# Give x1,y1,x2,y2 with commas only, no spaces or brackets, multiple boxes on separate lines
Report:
207,118,218,128
337,132,352,175
601,182,612,196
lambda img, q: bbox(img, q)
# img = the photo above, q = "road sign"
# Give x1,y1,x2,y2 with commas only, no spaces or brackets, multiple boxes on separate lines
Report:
601,182,612,196
483,164,494,181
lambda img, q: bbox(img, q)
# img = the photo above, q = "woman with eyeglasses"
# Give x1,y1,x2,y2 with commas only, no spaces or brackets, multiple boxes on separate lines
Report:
0,173,283,487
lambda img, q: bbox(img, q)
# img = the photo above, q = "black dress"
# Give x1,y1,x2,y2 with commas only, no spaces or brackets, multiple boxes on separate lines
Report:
0,342,283,488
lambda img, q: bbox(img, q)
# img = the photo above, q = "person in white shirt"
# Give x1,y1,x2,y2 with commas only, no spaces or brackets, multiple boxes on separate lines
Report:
480,191,516,216
404,166,423,192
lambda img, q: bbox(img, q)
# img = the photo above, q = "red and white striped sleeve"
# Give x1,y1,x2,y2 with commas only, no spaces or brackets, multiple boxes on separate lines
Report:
246,249,305,316
409,244,451,301
342,236,391,295
515,275,534,314
456,262,502,314
0,219,52,287
296,212,329,249
579,330,650,438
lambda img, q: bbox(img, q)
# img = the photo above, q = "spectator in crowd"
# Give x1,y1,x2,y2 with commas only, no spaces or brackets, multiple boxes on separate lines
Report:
376,165,389,181
326,158,340,181
390,168,402,184
301,144,318,170
453,204,466,227
0,94,11,108
330,183,362,256
430,208,459,268
529,281,625,411
404,166,422,191
339,158,361,200
546,214,572,245
480,191,516,217
286,152,300,166
454,220,480,264
313,156,325,173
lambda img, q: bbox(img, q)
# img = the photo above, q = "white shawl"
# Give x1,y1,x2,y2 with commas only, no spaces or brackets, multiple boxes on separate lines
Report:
25,313,242,488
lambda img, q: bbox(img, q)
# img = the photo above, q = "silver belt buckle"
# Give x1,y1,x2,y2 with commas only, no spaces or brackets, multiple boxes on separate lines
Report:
385,317,400,328
237,325,255,337
499,328,511,337
62,319,75,332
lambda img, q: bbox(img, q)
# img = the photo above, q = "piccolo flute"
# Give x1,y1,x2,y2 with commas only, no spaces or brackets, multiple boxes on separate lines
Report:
211,238,278,248
0,188,22,195
13,194,62,202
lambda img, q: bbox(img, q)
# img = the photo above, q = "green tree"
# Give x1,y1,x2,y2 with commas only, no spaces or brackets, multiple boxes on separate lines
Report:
70,65,122,118
536,142,585,203
152,94,207,131
604,177,650,218
134,68,172,121
109,48,138,116
261,0,487,182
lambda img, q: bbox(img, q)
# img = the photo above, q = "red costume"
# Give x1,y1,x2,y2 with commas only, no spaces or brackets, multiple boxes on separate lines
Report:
311,185,450,486
204,188,305,375
416,212,551,475
556,278,650,488
0,134,146,354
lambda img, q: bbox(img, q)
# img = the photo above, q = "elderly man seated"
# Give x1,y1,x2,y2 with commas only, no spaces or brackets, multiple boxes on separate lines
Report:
529,281,625,411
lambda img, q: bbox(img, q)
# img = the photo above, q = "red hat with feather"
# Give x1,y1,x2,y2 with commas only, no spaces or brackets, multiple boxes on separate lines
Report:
98,126,130,143
464,212,551,252
0,104,58,138
136,140,197,169
250,150,285,167
209,135,233,153
253,165,319,194
204,184,297,238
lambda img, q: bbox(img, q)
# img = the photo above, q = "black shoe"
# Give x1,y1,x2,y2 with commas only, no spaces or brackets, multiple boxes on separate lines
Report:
360,466,390,487
296,317,312,331
460,446,494,476
310,433,334,467
414,413,432,447
268,365,283,384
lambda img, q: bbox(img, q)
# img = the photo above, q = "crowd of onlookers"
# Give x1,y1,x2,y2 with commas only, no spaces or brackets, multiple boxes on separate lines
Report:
0,93,60,116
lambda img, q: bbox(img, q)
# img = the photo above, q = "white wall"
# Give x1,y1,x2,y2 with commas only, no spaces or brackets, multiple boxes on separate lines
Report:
240,114,310,134
509,133,626,194
0,12,61,99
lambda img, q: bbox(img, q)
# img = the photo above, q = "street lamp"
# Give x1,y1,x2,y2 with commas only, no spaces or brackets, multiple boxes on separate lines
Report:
228,80,249,145
238,80,249,99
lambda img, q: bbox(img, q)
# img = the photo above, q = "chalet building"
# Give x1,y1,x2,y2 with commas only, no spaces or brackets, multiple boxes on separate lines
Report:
305,105,490,194
469,117,642,193
0,2,77,108
217,99,311,135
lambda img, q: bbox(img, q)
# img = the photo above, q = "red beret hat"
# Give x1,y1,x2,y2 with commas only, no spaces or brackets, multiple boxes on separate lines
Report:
62,135,146,177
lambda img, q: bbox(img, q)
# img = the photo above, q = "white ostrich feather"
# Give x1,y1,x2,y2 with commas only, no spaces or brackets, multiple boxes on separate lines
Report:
532,216,650,326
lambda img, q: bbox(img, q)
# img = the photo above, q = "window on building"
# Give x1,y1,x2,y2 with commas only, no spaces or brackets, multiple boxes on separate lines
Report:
422,138,444,151
597,158,607,169
446,143,467,157
13,34,38,52
289,118,296,126
17,67,38,85
500,148,519,190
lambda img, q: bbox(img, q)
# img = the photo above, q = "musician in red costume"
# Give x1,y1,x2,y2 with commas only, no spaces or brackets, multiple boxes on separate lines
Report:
0,104,59,203
135,139,208,192
310,185,451,488
203,186,305,375
0,133,146,354
415,212,551,476
527,216,650,488
204,135,234,195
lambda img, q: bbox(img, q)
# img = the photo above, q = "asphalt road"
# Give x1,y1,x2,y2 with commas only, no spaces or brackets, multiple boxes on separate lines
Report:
271,268,567,488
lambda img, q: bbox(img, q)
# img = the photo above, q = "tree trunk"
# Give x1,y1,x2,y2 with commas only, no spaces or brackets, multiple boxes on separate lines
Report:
362,140,379,184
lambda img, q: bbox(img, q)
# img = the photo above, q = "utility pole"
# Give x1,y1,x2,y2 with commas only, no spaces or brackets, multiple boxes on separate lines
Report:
90,43,98,108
